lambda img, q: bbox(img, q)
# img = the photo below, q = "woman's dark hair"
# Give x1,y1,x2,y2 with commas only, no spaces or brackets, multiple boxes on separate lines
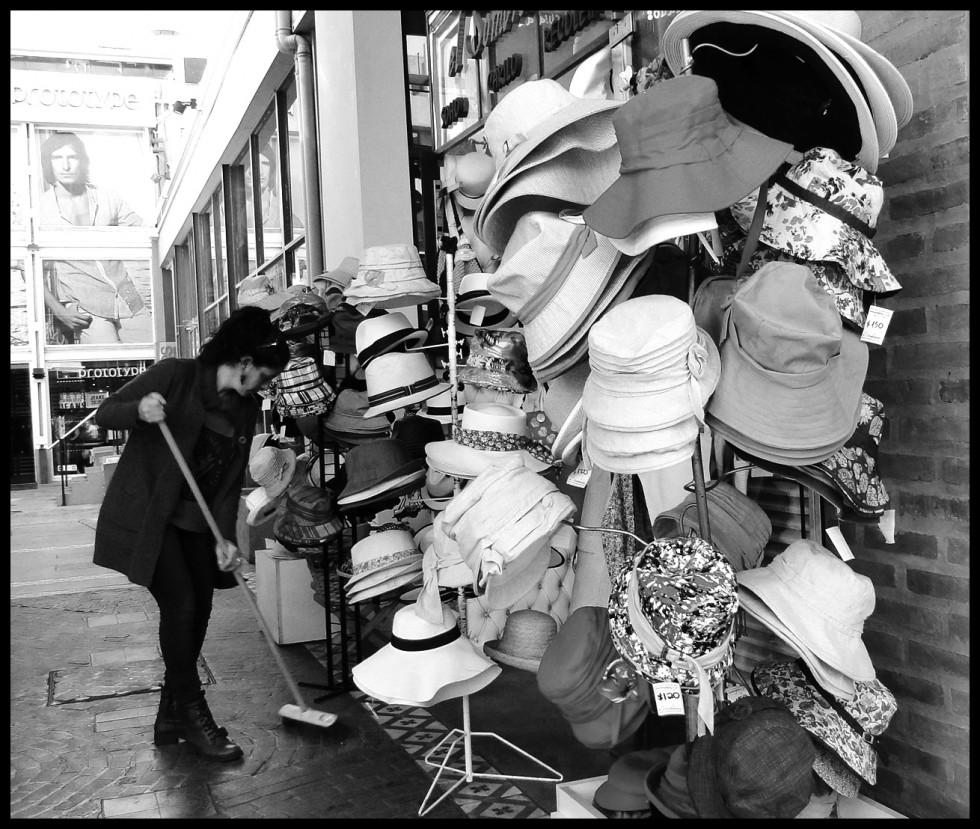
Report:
41,132,90,187
198,306,290,371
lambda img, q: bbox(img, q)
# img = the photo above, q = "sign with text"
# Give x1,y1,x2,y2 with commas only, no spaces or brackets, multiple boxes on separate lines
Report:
11,70,158,127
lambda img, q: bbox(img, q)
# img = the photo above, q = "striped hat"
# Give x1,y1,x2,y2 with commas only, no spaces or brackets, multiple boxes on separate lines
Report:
274,355,336,419
273,484,343,549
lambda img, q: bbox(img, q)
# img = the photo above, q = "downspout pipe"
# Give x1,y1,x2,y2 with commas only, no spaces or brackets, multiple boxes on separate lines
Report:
276,10,324,282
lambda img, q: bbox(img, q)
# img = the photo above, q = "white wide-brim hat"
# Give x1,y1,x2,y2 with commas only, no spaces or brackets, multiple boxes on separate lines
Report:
355,310,428,368
362,351,450,419
607,211,719,258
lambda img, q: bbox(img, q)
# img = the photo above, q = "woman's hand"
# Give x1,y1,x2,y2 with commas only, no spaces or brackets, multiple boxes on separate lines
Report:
138,392,167,423
216,539,243,572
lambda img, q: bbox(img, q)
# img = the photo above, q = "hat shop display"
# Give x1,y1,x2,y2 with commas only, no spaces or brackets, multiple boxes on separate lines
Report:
457,327,538,395
453,271,518,336
274,354,337,419
273,484,344,550
354,310,427,369
326,302,388,355
317,387,390,447
336,438,426,512
344,244,440,310
344,524,423,604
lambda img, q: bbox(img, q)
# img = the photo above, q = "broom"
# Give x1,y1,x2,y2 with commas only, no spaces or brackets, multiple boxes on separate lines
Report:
158,420,338,730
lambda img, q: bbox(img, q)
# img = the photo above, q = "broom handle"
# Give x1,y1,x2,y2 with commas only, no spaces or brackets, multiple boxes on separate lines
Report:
158,420,310,710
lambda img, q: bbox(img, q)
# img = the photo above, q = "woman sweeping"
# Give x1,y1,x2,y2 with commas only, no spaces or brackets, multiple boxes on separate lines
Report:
93,306,290,761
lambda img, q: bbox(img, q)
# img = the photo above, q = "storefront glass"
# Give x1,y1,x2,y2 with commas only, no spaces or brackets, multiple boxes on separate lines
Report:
11,259,30,351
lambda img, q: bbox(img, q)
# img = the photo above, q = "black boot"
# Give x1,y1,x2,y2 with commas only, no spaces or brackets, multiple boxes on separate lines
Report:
154,686,227,745
175,694,244,762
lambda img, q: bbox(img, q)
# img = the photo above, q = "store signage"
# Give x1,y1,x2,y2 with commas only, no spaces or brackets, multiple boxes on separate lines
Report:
543,10,605,52
55,361,149,380
471,10,527,57
10,69,156,127
441,96,470,129
488,54,524,93
448,11,470,77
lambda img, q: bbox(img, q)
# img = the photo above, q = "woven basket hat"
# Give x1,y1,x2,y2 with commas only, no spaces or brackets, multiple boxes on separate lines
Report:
483,609,558,673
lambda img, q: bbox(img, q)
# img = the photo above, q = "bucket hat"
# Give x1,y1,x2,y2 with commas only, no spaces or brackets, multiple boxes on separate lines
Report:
752,658,898,786
274,356,337,419
583,75,793,239
738,538,877,699
344,244,440,310
542,361,590,463
454,272,518,335
422,385,465,425
731,147,900,295
313,256,359,295
608,536,738,734
273,484,343,549
248,446,297,500
275,292,332,339
236,274,288,311
706,261,868,460
457,328,537,394
652,480,772,572
662,12,879,171
326,303,388,355
586,417,702,475
446,151,497,211
483,609,558,673
336,438,426,507
687,696,815,819
354,310,427,369
319,388,390,445
351,604,500,707
345,525,422,591
425,402,556,479
362,351,450,419
483,523,575,611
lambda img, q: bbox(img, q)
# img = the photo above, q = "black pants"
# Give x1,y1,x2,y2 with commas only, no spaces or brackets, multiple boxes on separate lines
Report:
149,525,216,705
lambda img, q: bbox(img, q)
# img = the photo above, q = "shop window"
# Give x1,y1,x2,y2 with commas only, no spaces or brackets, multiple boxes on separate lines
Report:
539,11,621,79
211,186,230,324
283,78,306,241
11,259,30,350
254,107,283,258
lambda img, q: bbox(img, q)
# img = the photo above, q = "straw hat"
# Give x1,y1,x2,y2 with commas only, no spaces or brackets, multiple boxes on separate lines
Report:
362,351,450,419
344,245,440,309
483,609,558,673
354,310,427,369
336,438,426,508
352,604,501,707
347,567,424,605
248,446,297,500
273,484,343,549
662,12,879,171
583,75,793,239
454,272,517,335
237,274,288,311
345,526,422,591
457,328,537,394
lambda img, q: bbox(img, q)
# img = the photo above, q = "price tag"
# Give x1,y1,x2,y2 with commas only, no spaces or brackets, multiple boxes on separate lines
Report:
565,464,592,489
878,509,896,544
467,304,486,326
652,682,685,717
860,306,893,345
261,397,272,411
322,349,336,366
356,303,375,317
824,525,855,561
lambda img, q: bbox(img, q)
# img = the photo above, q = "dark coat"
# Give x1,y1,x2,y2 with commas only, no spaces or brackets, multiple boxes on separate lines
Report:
93,358,258,589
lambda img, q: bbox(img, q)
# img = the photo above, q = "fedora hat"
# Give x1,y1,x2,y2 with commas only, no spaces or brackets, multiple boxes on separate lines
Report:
344,244,440,310
237,274,288,311
687,696,816,818
337,438,426,507
420,468,457,513
738,538,877,699
248,446,297,500
482,523,574,612
483,609,558,673
273,484,343,549
274,356,337,419
422,385,464,426
454,271,518,334
446,151,497,211
662,13,880,171
583,75,793,240
346,526,422,590
608,536,738,734
730,147,901,295
706,261,868,461
752,658,897,786
354,310,427,369
425,402,556,479
326,303,388,355
352,604,500,707
457,328,537,394
362,351,450,419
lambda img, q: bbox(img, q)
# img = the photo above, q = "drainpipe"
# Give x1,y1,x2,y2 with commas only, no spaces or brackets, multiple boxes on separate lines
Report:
276,10,323,282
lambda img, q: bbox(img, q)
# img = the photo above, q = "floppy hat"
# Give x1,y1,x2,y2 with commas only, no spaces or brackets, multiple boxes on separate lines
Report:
483,609,558,673
326,303,388,355
237,274,288,311
662,12,879,171
421,385,463,425
487,211,623,365
607,211,718,258
752,658,898,786
336,438,426,505
351,604,500,707
457,328,537,394
583,75,793,239
273,484,343,549
687,696,815,819
245,486,279,527
454,272,518,335
346,526,422,590
813,743,862,799
738,538,877,696
362,351,450,419
354,310,427,369
607,536,739,735
425,402,555,479
274,356,337,419
730,146,901,295
652,481,772,572
344,244,440,310
446,151,497,211
705,261,868,458
483,523,576,611
542,361,590,462
248,446,297,500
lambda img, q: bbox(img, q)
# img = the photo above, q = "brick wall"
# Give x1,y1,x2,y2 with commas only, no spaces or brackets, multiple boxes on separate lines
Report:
842,10,969,819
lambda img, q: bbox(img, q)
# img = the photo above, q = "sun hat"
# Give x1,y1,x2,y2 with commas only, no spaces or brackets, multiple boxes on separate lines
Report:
446,151,497,211
274,356,337,419
336,438,426,505
730,147,900,295
652,481,772,573
352,604,500,707
483,523,576,611
362,351,450,419
752,658,897,786
344,244,440,310
326,303,388,354
314,256,360,294
353,310,427,369
425,402,556,479
275,291,332,339
248,446,298,500
454,271,518,335
813,742,862,799
582,75,793,239
608,536,739,735
737,538,877,699
245,486,279,527
272,484,343,549
687,695,816,818
236,274,288,311
345,525,422,590
483,609,558,673
705,261,869,460
457,328,537,394
607,211,718,258
542,361,590,463
661,13,879,171
486,211,623,365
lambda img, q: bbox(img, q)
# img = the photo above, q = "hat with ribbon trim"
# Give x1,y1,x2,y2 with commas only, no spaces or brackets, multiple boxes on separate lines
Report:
362,351,451,419
344,245,440,310
354,310,428,369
